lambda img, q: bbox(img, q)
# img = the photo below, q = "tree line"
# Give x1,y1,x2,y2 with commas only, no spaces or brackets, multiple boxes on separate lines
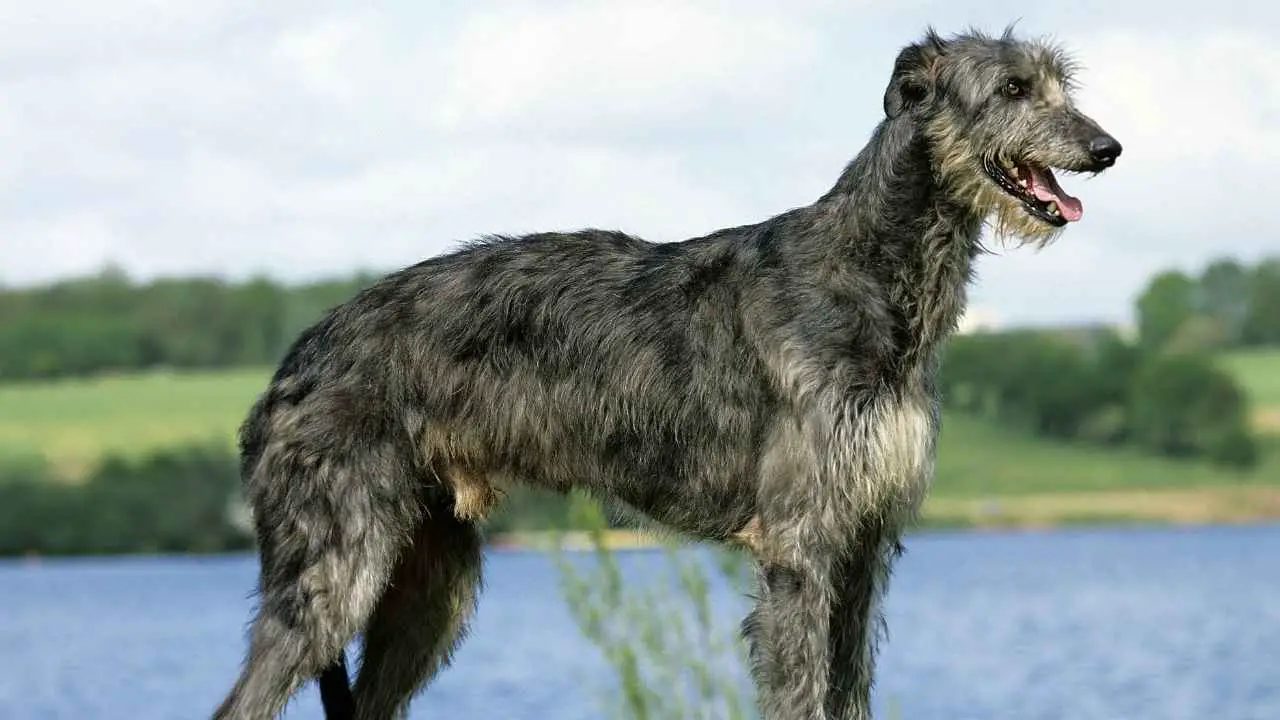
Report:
1136,257,1280,351
0,444,250,556
2,255,1278,381
0,442,585,557
0,255,1274,556
940,327,1257,468
0,266,377,380
940,255,1278,470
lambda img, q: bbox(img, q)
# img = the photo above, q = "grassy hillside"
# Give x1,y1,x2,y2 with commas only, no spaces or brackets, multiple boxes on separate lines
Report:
0,368,267,478
2,367,1276,499
932,417,1274,497
1219,348,1280,435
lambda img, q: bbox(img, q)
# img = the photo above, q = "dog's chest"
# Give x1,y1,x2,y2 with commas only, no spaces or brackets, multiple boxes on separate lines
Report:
865,391,936,480
831,382,940,515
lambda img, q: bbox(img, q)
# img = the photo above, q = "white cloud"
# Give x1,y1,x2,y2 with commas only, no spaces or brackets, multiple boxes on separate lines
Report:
268,15,370,102
1077,29,1280,166
0,0,1277,329
432,1,819,133
6,211,120,281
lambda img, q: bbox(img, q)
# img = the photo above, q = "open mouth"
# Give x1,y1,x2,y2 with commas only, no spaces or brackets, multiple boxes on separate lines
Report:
982,157,1083,227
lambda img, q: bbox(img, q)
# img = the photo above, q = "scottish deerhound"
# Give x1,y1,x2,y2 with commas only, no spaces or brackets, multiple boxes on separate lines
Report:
214,26,1121,720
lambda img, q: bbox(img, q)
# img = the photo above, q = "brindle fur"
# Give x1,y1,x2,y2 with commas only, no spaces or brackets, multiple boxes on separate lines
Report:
213,26,1121,720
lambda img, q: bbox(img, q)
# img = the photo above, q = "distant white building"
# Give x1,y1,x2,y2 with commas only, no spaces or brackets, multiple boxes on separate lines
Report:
957,306,1001,335
1112,320,1139,343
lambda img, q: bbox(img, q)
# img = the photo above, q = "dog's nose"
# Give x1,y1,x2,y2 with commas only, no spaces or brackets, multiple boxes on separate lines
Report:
1089,135,1122,165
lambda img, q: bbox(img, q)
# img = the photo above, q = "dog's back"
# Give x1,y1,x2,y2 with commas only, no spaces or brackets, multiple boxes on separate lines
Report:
243,228,782,549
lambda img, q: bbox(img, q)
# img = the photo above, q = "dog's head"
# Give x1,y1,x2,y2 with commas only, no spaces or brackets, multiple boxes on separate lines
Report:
884,27,1121,245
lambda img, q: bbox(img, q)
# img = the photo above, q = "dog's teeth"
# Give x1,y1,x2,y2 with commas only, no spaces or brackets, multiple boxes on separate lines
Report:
1048,202,1060,216
1009,166,1020,179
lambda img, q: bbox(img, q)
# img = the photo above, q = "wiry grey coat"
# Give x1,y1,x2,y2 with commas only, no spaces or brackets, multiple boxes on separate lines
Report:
214,25,1122,720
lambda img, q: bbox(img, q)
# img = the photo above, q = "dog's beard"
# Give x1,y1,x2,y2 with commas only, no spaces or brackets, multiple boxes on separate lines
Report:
984,184,1066,248
941,162,1066,249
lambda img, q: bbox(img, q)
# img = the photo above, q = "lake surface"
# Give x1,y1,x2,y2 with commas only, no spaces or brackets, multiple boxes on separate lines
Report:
1,524,1277,719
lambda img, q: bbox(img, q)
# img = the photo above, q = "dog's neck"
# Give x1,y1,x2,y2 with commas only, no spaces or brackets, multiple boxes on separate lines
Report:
814,114,985,375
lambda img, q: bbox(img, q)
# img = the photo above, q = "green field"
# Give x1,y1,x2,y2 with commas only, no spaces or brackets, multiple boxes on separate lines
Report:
932,417,1275,497
2,364,1277,499
1219,348,1280,434
0,368,269,477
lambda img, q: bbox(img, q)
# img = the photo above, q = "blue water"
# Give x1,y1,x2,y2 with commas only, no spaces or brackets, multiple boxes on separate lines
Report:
1,524,1278,719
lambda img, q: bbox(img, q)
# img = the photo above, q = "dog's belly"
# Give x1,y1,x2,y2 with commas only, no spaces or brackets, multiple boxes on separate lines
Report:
596,435,761,543
620,497,759,547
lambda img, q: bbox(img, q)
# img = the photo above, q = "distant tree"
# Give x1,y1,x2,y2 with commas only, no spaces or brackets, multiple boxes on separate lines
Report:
0,443,251,556
1196,258,1249,345
1241,258,1280,346
1128,352,1258,467
0,268,376,380
1077,329,1143,444
233,276,288,365
1163,313,1230,355
1013,337,1098,439
1135,270,1196,352
1088,330,1143,407
938,333,998,414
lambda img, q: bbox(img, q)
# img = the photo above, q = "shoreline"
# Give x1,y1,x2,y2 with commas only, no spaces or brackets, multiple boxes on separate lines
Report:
4,486,1277,562
489,485,1280,551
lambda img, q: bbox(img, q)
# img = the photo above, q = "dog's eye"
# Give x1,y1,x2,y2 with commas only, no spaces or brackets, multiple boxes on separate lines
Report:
1003,79,1027,98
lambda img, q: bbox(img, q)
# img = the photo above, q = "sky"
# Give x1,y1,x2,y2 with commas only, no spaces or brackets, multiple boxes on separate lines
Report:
1,0,1276,328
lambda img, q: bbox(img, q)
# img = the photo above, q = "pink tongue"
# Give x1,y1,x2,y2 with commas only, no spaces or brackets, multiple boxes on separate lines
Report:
1024,165,1083,221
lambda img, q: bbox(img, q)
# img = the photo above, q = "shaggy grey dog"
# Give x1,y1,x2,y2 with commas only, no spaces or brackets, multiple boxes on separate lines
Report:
213,25,1121,720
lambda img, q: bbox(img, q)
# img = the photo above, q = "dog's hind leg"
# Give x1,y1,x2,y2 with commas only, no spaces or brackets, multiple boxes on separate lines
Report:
214,441,421,720
352,509,485,719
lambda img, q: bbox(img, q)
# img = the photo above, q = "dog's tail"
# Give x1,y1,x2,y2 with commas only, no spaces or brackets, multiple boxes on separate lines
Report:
318,651,356,720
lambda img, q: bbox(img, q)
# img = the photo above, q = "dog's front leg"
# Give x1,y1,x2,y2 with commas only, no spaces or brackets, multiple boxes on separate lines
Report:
742,536,836,720
743,410,850,720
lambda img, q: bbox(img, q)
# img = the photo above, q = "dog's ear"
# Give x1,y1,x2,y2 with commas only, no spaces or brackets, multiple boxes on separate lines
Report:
883,29,946,119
